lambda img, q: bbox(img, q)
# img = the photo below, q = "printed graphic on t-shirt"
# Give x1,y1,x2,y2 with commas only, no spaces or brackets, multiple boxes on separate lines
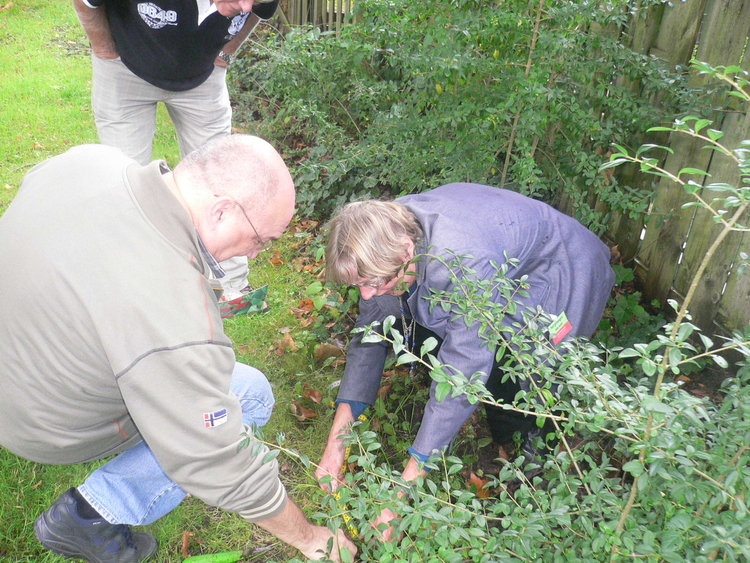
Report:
227,13,249,36
138,2,178,29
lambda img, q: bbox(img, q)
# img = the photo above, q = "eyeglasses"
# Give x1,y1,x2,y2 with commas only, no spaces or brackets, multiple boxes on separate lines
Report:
352,265,407,289
234,201,273,253
353,279,386,288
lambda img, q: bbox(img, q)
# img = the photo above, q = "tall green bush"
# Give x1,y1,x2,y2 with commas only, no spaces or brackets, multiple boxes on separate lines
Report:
232,0,700,222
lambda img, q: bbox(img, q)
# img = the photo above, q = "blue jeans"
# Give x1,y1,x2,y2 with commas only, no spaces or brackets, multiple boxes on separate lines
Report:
78,362,274,525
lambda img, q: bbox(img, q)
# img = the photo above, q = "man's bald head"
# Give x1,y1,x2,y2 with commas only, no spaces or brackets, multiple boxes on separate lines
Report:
172,135,296,262
175,134,293,215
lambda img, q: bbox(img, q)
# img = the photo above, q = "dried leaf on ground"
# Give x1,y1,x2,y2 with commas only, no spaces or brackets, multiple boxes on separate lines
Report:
275,333,299,355
466,472,491,498
313,342,345,364
291,399,317,421
181,531,194,558
496,444,512,462
302,384,323,404
377,383,393,400
292,219,319,233
269,250,285,267
293,299,315,315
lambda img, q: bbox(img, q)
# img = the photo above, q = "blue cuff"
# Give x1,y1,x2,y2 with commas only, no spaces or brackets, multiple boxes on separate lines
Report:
408,446,430,463
335,399,369,419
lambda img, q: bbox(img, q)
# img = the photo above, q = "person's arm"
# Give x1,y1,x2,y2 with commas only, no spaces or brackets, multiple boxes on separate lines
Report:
214,12,260,67
256,498,357,562
72,0,119,59
315,401,356,492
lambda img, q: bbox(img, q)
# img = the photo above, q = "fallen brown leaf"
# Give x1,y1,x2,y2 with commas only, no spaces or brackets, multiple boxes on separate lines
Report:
496,444,512,462
181,531,194,558
466,472,491,498
377,383,393,400
313,342,345,364
275,333,299,356
291,399,317,421
302,384,323,404
270,250,285,266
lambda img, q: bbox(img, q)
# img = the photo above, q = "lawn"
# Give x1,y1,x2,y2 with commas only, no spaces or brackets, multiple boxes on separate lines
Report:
0,0,339,561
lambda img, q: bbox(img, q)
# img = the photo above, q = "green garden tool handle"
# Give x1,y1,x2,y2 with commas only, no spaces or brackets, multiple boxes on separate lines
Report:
183,550,244,563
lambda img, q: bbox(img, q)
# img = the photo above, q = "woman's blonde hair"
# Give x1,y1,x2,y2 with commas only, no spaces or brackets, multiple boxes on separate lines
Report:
325,200,423,285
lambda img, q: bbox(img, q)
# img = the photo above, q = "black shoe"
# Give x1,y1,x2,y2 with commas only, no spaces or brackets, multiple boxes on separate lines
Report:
518,426,556,479
34,488,157,563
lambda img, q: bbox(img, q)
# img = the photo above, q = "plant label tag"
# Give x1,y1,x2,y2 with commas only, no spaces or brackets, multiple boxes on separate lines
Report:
549,312,573,345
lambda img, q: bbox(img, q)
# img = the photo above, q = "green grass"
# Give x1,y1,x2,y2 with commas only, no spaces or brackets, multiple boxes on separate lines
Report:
0,1,340,560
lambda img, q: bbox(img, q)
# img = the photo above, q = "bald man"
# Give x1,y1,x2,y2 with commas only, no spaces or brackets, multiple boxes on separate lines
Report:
0,135,356,563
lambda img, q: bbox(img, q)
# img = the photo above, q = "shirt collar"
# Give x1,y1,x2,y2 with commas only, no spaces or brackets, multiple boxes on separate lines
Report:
197,235,226,278
196,0,218,25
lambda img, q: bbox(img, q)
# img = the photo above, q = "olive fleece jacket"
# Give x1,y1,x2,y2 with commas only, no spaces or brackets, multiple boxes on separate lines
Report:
0,145,286,522
337,183,615,457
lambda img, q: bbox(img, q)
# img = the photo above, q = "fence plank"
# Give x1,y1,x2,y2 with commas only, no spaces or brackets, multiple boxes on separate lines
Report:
675,111,749,331
639,133,713,302
647,0,706,65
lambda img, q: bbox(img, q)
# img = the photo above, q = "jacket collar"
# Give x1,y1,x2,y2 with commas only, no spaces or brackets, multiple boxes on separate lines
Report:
125,160,210,276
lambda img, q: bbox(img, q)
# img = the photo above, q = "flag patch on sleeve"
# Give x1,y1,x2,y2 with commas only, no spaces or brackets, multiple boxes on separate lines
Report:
204,408,228,428
549,312,573,345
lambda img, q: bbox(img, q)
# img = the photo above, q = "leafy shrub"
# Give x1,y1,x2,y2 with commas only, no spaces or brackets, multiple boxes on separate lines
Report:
241,63,750,562
232,0,702,221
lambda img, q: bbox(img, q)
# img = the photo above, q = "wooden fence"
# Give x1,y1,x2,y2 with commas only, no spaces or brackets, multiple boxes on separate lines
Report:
555,0,750,339
272,0,355,34
260,0,750,337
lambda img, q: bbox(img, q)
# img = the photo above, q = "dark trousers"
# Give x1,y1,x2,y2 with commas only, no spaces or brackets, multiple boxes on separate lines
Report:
409,322,537,445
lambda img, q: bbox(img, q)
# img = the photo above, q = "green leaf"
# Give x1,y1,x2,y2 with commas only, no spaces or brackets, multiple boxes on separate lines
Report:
642,396,674,414
313,295,326,310
678,167,708,177
396,352,420,365
641,358,657,376
599,158,630,170
694,119,712,133
712,354,729,368
619,348,640,359
420,337,438,355
622,460,644,476
435,381,451,402
263,449,281,464
305,281,323,295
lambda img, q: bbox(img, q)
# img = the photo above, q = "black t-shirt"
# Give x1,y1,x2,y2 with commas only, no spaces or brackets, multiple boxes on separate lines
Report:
105,0,277,91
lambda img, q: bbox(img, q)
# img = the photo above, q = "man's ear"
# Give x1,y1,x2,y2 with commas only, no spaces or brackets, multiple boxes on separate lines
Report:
206,195,235,230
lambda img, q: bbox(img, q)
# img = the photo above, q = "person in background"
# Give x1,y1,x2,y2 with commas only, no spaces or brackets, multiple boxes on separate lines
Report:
72,0,279,310
316,183,615,539
0,135,356,563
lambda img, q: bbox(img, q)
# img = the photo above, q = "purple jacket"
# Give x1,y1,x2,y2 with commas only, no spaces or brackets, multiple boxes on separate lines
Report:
337,183,614,456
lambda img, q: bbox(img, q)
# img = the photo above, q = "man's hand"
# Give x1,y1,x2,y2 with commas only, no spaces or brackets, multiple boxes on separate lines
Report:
300,527,357,562
316,402,356,492
315,441,346,492
256,499,356,562
372,506,400,542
